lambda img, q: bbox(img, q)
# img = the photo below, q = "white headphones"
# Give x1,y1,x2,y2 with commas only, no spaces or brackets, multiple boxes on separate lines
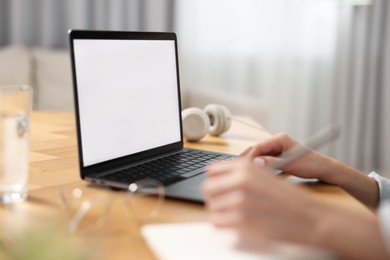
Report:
181,104,231,142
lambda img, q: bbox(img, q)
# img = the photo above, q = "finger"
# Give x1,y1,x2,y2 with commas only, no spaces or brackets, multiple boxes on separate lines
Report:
239,146,254,158
246,133,294,159
206,189,245,212
246,139,282,159
253,156,284,171
203,159,257,198
202,173,239,198
205,160,235,177
253,157,266,168
206,156,252,176
208,210,243,229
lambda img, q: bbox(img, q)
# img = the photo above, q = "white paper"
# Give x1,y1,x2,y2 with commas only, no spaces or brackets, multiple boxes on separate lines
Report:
141,222,335,260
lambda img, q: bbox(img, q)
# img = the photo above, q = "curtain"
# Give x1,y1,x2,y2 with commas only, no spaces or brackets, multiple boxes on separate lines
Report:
175,0,341,145
334,0,390,175
0,0,175,49
176,0,390,175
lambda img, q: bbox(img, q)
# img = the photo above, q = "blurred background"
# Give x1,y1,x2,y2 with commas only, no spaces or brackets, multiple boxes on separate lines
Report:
0,0,389,176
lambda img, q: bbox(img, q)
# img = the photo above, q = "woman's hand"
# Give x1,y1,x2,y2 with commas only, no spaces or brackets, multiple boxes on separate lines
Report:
202,158,388,259
240,132,337,183
202,158,320,244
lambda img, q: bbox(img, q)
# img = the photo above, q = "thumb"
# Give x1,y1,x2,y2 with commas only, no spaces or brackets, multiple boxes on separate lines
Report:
253,156,284,174
253,157,266,168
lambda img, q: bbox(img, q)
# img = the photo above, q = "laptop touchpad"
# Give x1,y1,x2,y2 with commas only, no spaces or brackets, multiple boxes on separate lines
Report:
165,174,206,203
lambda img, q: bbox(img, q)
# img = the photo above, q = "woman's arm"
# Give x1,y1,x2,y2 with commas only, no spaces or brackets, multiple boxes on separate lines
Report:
241,133,380,208
318,158,380,209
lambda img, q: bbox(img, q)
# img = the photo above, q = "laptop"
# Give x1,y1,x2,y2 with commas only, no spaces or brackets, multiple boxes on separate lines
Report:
68,30,235,203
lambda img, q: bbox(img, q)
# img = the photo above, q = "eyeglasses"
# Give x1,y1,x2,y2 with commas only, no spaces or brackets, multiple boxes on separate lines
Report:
59,179,164,234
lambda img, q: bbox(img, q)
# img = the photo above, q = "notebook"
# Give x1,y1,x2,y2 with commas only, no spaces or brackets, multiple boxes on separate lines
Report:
68,30,235,203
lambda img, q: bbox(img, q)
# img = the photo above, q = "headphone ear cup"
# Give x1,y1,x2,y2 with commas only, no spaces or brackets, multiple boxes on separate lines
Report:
181,107,210,142
220,105,231,132
204,104,231,136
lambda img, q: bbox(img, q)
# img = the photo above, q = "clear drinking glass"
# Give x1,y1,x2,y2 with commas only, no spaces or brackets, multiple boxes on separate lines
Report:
60,179,165,234
127,179,165,223
0,85,32,203
60,184,113,234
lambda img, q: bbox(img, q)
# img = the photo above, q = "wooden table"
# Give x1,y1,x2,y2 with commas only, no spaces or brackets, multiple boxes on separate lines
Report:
0,112,367,260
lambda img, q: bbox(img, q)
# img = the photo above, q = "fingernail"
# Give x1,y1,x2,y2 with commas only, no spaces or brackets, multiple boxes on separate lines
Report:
254,157,265,168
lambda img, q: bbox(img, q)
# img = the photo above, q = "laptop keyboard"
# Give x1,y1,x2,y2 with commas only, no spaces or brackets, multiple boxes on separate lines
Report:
99,149,235,185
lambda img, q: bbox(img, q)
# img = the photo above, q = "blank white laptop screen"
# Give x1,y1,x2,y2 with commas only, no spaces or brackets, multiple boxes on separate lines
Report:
73,39,181,167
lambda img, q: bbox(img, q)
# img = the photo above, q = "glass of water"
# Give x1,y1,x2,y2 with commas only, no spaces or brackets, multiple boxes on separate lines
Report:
0,85,32,203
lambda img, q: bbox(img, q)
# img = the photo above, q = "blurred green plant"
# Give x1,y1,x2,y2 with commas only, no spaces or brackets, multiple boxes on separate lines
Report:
0,227,91,260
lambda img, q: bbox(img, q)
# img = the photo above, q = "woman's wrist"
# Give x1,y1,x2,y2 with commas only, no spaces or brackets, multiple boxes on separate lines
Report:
315,157,380,208
313,155,360,185
311,154,341,185
309,199,388,259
